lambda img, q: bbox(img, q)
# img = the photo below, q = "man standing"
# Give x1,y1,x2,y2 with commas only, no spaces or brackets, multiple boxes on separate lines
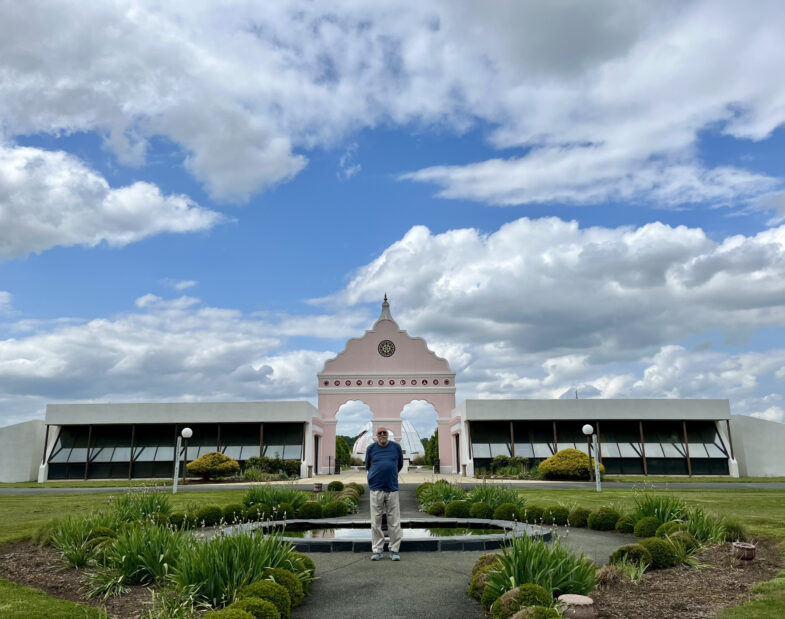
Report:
364,425,403,561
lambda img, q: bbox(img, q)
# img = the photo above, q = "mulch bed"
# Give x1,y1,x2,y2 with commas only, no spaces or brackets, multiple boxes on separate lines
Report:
592,539,783,619
1,539,782,619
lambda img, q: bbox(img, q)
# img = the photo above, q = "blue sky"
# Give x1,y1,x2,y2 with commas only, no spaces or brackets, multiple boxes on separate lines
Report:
1,1,783,438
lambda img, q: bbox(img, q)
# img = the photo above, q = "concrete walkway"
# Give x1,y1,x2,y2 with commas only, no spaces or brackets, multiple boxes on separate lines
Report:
290,482,635,619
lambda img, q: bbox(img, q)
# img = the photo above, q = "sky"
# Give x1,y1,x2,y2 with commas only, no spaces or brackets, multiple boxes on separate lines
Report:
1,0,783,440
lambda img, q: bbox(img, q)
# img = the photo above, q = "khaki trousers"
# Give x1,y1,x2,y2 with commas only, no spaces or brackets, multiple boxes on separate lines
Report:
370,490,402,553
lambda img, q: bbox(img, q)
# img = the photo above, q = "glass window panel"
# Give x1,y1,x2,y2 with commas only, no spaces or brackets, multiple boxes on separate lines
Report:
514,443,534,458
705,443,726,458
688,444,709,458
661,442,683,458
472,443,491,458
644,443,664,457
49,448,71,463
240,446,260,460
111,447,132,462
221,423,261,446
489,442,511,457
532,443,553,458
285,423,304,444
600,442,621,458
263,444,285,458
223,446,243,459
91,448,114,463
68,448,88,462
155,446,176,462
283,445,301,459
618,443,640,458
135,446,157,462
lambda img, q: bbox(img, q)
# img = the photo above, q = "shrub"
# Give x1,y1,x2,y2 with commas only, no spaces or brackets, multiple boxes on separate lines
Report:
186,451,241,480
288,552,316,576
445,500,471,518
110,491,173,521
415,482,433,500
542,505,570,525
466,484,526,513
595,564,624,590
51,514,108,568
493,503,520,521
633,516,662,538
721,517,749,542
296,502,323,519
492,583,552,619
655,521,686,538
230,598,281,619
417,480,467,510
87,526,118,541
481,582,503,610
587,507,620,531
485,533,596,601
511,607,560,619
614,514,636,534
470,502,493,519
204,609,255,619
538,448,605,481
169,512,189,529
669,531,699,553
468,563,497,599
685,507,725,543
262,568,304,607
638,537,678,569
326,481,344,491
347,482,364,495
521,505,543,524
238,580,291,619
411,455,426,465
243,486,309,511
245,457,300,478
568,507,591,528
608,544,652,567
194,505,224,527
243,467,272,482
427,502,446,516
244,503,272,522
472,553,501,576
274,503,295,519
223,504,246,524
322,500,348,518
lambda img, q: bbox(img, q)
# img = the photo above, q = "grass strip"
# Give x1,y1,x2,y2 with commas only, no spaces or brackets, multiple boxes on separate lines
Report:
0,578,106,618
719,569,785,619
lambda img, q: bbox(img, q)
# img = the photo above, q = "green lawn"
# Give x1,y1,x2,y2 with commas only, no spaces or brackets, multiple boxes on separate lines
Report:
0,579,106,619
0,479,170,489
602,475,785,483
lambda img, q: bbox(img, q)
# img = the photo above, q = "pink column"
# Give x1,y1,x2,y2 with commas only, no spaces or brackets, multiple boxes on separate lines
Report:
438,424,455,473
321,422,337,474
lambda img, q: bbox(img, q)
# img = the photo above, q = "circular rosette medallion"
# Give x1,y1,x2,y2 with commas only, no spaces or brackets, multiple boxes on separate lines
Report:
377,339,396,357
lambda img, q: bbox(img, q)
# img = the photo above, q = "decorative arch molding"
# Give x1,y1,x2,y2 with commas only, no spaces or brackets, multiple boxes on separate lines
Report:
314,296,457,473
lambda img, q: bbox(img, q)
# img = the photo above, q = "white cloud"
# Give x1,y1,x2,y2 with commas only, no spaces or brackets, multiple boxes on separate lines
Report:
337,143,361,181
163,279,198,291
0,1,781,206
0,145,223,260
0,291,11,314
750,406,785,424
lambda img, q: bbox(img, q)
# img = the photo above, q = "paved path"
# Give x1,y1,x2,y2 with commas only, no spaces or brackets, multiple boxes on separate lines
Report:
290,483,635,619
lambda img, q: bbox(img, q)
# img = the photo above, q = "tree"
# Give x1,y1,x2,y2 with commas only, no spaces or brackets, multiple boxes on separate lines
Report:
421,438,429,451
186,451,240,480
424,429,439,465
338,434,357,451
335,435,352,466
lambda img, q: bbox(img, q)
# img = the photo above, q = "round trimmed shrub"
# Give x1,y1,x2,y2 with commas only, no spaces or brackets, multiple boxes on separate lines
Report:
655,521,686,538
469,502,493,519
186,451,241,480
568,506,591,528
511,606,561,619
289,551,316,576
229,598,281,619
445,500,471,518
521,504,543,523
492,583,552,619
238,580,291,619
274,503,295,519
244,503,271,522
223,504,245,523
262,568,304,607
542,505,570,525
467,563,496,599
347,482,364,495
326,480,344,491
87,526,118,540
194,505,224,527
481,582,502,610
614,514,636,534
670,530,699,553
296,502,323,519
493,503,520,521
538,448,605,481
168,512,188,529
322,500,348,518
608,543,653,567
638,537,678,569
427,502,446,516
587,507,620,531
472,553,501,576
204,609,255,619
633,516,663,538
340,488,360,500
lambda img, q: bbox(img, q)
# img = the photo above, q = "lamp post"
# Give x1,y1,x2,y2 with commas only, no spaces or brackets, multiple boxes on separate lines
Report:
582,424,601,492
181,427,193,485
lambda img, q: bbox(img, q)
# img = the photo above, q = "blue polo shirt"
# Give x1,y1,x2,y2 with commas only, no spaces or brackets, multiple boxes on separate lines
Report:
365,441,403,492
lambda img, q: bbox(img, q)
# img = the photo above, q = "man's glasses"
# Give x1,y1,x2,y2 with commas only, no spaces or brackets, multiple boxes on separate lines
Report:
377,432,388,436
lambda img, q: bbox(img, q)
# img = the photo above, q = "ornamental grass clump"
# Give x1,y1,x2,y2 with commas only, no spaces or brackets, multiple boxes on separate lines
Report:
171,531,305,607
491,583,552,619
238,580,291,619
51,513,110,567
484,533,596,603
633,516,662,538
243,485,308,512
632,493,688,524
110,490,173,522
417,480,467,511
587,507,620,531
721,517,749,542
466,484,526,513
684,507,726,544
445,500,471,518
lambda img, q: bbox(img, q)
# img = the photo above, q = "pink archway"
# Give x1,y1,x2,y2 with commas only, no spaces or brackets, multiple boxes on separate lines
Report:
315,296,457,473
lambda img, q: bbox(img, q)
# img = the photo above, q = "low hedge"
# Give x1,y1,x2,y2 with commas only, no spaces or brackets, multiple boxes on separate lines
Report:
468,563,496,599
244,503,271,522
262,568,304,607
223,504,245,523
633,516,662,538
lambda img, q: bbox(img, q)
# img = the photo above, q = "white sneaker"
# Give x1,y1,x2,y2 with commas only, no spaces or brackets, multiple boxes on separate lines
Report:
371,553,383,561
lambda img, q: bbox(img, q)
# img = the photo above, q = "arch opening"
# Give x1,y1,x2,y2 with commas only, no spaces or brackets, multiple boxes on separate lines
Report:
400,400,438,457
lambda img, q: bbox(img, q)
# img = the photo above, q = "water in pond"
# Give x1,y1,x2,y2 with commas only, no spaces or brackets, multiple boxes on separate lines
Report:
282,528,503,539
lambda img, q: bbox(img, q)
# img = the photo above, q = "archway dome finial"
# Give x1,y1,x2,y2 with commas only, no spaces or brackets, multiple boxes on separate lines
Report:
379,294,393,322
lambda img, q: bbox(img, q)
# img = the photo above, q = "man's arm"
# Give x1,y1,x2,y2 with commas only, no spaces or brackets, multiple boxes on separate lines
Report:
364,444,372,471
397,443,403,472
